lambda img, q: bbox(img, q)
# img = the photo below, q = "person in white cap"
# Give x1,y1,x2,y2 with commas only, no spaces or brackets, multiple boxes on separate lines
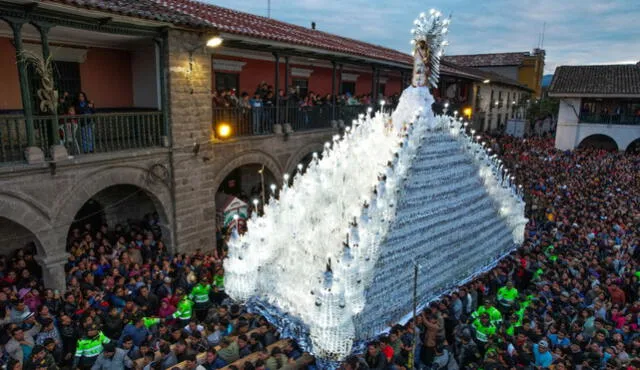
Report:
533,340,552,368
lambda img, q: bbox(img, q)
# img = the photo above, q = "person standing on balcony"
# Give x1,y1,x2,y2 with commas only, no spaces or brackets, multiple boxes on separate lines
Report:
61,106,80,154
76,92,95,153
249,93,263,135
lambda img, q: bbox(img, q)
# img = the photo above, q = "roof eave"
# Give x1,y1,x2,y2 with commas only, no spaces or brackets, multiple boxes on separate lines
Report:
220,33,412,70
549,93,640,98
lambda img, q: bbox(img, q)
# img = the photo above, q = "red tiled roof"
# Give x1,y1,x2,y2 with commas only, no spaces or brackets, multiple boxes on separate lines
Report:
443,52,531,67
46,0,414,67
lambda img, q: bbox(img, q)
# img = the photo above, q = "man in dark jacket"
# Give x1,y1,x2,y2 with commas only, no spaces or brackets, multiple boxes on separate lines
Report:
365,341,388,369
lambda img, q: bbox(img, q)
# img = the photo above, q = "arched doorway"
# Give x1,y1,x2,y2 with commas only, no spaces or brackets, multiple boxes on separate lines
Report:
66,184,169,257
0,217,43,281
217,164,277,204
578,134,619,151
626,138,640,154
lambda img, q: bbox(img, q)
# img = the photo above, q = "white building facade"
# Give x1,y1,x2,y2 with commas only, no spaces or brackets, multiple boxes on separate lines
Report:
549,64,640,151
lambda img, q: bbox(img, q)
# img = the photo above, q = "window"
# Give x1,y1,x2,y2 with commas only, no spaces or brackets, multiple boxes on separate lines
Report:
340,81,356,96
215,72,239,93
28,61,81,114
292,78,309,97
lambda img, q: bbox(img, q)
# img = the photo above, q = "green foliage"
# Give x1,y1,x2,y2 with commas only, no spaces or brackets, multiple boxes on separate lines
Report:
527,97,559,121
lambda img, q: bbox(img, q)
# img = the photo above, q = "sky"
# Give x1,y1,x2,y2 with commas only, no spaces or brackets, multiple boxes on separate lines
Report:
204,0,640,74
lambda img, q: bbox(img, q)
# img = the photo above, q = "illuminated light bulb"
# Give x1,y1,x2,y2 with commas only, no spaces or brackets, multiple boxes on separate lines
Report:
297,163,304,172
252,199,259,207
444,102,449,108
367,107,373,113
380,100,385,106
470,129,476,135
352,119,357,125
270,184,276,193
312,152,319,159
324,142,331,149
283,173,290,182
233,214,239,221
476,135,481,141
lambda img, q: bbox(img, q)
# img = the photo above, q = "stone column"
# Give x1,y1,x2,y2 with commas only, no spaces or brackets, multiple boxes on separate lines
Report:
167,30,215,253
35,253,68,291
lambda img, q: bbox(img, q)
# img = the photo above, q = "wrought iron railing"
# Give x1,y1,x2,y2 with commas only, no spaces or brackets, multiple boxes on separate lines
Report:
212,104,377,138
0,111,164,163
579,113,640,125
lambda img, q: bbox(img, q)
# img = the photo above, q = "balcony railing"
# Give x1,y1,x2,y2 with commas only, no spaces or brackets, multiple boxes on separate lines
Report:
0,111,164,163
579,113,640,125
212,105,372,137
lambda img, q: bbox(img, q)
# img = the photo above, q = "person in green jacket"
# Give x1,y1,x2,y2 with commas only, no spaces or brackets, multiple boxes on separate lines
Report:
190,276,212,322
472,314,496,353
472,300,502,326
73,324,110,369
172,291,194,326
142,317,160,329
497,281,519,311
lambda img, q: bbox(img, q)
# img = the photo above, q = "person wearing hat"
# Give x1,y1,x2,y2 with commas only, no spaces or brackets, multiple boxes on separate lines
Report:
533,340,553,368
73,324,111,369
171,289,194,327
90,342,133,370
189,276,212,322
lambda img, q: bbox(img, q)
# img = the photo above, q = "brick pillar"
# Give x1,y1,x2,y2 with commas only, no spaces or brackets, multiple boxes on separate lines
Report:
167,30,216,253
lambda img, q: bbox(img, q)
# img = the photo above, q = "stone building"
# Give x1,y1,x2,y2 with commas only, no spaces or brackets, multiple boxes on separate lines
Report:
0,0,530,288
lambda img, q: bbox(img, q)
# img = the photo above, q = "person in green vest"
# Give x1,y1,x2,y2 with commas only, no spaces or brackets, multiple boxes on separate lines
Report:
172,290,194,326
190,276,212,322
544,244,558,262
73,324,110,369
472,314,496,353
471,300,502,326
142,316,160,329
497,281,519,311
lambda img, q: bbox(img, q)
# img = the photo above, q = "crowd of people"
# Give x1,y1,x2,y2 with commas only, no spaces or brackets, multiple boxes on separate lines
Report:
0,214,312,369
212,82,400,111
346,136,639,370
0,132,638,370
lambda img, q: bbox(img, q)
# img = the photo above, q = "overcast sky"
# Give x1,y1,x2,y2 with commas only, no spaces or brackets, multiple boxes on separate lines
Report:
204,0,639,74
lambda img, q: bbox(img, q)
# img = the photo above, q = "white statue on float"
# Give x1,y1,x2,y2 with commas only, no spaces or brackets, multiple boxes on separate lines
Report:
224,9,527,365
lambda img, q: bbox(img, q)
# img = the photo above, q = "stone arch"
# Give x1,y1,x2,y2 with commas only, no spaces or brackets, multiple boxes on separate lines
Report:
625,138,640,153
0,193,51,257
53,165,173,248
213,150,284,193
578,134,619,151
284,142,326,175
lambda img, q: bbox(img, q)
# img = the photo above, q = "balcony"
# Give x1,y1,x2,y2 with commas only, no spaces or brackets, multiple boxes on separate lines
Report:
0,111,164,163
212,105,371,138
579,113,640,125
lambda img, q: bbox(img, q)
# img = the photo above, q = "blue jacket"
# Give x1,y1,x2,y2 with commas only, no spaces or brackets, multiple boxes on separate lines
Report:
118,324,149,347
